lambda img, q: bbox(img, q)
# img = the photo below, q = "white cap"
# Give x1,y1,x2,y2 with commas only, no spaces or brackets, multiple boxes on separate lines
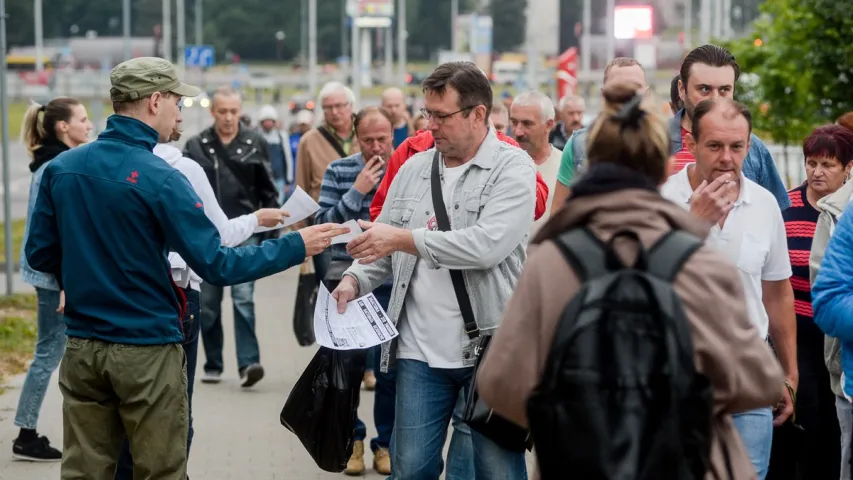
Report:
295,109,314,125
258,105,278,122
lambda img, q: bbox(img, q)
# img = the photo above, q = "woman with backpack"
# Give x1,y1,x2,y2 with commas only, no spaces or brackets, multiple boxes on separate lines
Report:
476,83,785,480
12,98,92,461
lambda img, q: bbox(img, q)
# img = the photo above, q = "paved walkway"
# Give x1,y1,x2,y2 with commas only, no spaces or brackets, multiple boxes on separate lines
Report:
0,270,389,479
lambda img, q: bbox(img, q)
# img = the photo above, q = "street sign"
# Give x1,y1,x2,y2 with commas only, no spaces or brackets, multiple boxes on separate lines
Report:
185,45,215,68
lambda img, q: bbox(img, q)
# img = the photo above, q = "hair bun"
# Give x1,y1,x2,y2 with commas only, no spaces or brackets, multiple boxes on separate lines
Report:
610,93,645,130
39,105,46,113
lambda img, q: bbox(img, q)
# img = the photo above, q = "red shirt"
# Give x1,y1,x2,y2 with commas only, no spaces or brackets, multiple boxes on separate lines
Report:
672,127,695,174
369,130,549,222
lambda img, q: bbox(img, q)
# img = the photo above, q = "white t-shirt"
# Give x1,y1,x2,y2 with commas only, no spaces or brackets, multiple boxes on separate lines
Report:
660,165,791,339
398,161,470,368
531,146,563,235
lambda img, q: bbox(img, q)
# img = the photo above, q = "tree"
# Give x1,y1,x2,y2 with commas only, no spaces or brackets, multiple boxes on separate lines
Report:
491,0,526,53
725,0,853,146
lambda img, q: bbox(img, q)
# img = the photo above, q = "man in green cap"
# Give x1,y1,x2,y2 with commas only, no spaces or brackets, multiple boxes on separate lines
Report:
25,57,348,479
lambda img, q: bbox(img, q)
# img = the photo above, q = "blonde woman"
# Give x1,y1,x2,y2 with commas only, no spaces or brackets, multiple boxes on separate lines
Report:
13,98,92,461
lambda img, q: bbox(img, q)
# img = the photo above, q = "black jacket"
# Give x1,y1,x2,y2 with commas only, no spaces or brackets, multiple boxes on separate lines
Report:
549,122,570,151
183,125,280,219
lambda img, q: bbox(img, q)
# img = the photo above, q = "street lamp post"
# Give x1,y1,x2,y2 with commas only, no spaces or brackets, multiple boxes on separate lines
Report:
34,0,43,71
1,0,13,294
177,0,186,72
308,0,317,96
162,0,172,62
195,0,202,44
275,30,286,60
123,0,132,60
397,0,406,86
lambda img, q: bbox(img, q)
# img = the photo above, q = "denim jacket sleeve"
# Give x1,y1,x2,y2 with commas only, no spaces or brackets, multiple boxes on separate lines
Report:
20,163,59,289
412,155,536,270
749,136,791,211
24,166,63,286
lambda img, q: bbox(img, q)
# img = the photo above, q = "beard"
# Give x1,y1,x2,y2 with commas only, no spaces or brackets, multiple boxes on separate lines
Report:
684,96,698,121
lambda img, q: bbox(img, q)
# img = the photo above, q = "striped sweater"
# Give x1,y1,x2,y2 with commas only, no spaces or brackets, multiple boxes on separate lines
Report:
316,152,384,279
783,184,821,340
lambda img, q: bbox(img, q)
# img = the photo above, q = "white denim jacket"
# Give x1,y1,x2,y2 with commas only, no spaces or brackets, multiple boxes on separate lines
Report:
344,128,536,372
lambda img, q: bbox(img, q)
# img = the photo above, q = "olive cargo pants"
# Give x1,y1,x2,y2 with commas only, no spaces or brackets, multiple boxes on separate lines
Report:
58,337,188,480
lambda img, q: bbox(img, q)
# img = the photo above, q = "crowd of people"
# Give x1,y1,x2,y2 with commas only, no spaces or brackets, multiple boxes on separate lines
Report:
7,42,853,480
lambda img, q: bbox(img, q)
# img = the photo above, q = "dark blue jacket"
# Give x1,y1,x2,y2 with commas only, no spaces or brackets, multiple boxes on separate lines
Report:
25,115,306,345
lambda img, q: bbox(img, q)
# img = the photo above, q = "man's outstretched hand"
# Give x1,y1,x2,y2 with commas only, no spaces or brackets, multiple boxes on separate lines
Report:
299,223,350,257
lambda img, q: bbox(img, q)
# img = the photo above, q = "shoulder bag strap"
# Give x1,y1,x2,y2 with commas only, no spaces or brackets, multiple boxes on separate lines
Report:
317,126,348,158
430,151,479,340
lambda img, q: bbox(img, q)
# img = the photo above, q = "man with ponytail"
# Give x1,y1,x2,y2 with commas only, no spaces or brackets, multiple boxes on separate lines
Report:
13,97,92,462
24,57,347,479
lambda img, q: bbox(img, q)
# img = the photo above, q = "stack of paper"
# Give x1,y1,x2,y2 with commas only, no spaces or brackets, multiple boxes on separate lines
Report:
313,283,399,350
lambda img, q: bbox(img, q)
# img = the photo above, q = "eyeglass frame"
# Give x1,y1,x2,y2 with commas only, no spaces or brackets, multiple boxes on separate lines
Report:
322,102,352,112
420,106,476,124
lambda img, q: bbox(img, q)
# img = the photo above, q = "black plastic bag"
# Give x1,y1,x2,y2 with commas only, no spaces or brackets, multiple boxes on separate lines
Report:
281,347,367,472
292,265,317,346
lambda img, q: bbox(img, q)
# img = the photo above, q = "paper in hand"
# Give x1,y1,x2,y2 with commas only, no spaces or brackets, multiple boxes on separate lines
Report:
313,283,399,350
255,186,320,233
330,219,364,245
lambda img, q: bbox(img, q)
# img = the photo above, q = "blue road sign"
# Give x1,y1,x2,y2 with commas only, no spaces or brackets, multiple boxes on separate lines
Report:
185,45,215,68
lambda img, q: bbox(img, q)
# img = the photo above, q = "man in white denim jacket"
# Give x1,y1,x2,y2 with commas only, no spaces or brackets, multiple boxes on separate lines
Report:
331,61,535,480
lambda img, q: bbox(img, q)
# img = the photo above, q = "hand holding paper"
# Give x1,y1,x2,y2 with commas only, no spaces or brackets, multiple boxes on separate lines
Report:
315,282,398,350
330,219,364,245
254,186,319,233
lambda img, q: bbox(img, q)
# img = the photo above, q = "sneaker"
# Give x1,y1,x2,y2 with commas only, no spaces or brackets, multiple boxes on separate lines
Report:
344,440,365,475
201,371,222,384
362,370,376,391
12,435,61,462
240,363,265,388
373,447,391,475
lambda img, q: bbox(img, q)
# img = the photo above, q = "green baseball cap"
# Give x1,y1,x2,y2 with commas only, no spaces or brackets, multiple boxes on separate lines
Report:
109,57,202,102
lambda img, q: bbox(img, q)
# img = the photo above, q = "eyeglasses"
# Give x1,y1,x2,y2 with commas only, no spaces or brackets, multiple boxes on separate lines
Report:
420,106,474,124
322,102,351,112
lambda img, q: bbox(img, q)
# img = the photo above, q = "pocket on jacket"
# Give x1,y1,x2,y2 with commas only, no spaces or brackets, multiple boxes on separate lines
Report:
388,205,415,227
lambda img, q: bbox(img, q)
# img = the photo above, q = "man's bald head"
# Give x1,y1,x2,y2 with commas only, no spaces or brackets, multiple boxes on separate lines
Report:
381,87,407,126
602,57,648,92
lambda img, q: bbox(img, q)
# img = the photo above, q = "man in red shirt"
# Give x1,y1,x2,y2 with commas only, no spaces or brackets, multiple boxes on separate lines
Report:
370,129,549,221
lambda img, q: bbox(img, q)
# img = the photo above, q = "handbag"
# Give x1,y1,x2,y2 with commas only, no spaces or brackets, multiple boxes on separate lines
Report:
292,260,317,346
428,151,533,453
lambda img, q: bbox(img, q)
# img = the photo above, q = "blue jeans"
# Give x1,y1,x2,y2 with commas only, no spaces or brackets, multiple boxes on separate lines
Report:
391,359,528,480
349,285,395,451
733,407,774,480
201,237,260,373
114,287,201,479
14,288,64,429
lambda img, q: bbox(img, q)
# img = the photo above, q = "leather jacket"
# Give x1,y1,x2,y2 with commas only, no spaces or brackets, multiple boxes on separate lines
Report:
183,125,280,219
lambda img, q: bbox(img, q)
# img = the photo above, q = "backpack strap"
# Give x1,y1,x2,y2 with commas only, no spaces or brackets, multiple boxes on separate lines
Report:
553,228,609,282
646,230,703,282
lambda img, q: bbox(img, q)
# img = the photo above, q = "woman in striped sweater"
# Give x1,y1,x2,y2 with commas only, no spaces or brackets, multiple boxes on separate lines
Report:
769,125,853,479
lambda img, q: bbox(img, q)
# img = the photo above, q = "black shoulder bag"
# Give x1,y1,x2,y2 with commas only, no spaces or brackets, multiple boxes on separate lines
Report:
429,151,533,453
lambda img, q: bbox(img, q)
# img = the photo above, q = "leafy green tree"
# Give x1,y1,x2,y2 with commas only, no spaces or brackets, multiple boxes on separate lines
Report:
725,0,853,184
491,0,526,53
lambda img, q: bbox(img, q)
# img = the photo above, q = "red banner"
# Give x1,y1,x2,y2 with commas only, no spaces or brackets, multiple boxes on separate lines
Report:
556,47,578,99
